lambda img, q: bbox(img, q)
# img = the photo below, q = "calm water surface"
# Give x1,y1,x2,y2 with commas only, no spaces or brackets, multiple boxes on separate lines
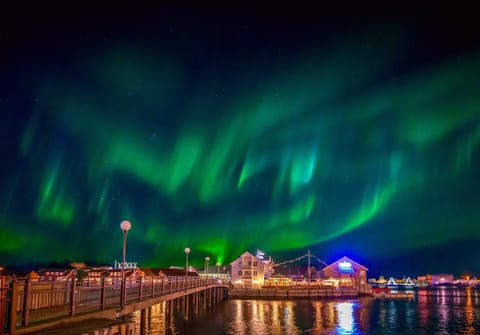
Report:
133,288,480,334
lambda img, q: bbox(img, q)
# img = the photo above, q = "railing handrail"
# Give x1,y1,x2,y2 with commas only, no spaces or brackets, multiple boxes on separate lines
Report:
1,276,229,334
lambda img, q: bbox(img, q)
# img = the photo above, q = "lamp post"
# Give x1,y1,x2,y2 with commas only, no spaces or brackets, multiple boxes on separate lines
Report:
120,220,131,308
205,256,210,279
185,247,190,283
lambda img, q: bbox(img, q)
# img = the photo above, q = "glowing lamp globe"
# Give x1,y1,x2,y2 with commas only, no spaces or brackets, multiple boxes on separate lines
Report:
185,247,191,254
120,220,132,232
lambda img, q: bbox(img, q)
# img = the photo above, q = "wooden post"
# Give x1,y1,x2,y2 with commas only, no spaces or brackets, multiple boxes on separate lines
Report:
184,294,189,320
203,289,206,309
168,300,173,324
9,279,18,335
140,308,147,334
147,306,151,329
21,278,31,326
161,277,164,295
151,278,155,298
100,276,106,310
69,278,77,316
193,292,197,315
138,276,143,301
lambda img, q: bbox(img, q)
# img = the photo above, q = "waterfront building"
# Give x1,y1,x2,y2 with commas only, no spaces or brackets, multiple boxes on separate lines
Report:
139,267,199,280
256,249,275,278
321,256,368,288
85,268,110,285
455,276,479,287
230,251,266,288
37,268,76,282
1,269,39,281
416,275,430,286
430,273,454,286
264,273,292,287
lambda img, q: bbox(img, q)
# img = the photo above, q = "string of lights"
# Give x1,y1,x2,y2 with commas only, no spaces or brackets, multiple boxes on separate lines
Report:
273,253,328,268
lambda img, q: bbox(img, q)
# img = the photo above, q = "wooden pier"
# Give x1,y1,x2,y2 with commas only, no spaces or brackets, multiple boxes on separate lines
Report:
0,276,229,335
372,292,415,299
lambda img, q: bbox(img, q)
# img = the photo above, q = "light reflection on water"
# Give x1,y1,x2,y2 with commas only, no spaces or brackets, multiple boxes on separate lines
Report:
132,288,480,335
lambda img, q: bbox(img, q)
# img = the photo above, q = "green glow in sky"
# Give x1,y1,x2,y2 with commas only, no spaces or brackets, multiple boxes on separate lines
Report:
1,10,480,275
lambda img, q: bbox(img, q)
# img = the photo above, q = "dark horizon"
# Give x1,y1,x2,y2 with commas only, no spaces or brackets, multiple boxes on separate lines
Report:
1,3,480,279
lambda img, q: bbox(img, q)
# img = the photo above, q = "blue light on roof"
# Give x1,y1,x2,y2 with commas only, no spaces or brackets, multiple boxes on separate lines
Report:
338,261,354,273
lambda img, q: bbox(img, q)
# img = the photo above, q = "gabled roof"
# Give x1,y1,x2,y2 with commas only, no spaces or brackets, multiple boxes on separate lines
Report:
37,268,74,275
230,251,257,265
139,267,163,277
387,277,397,285
323,256,368,272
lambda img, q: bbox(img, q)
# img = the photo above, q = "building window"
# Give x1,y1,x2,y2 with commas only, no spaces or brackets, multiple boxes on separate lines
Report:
253,271,257,276
238,271,242,275
253,262,257,267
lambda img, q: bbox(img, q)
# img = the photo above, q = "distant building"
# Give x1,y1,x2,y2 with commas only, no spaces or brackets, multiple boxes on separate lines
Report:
139,267,199,280
85,267,112,285
455,276,478,287
1,269,39,281
230,251,265,288
431,274,454,286
256,250,275,278
321,256,368,288
38,268,75,282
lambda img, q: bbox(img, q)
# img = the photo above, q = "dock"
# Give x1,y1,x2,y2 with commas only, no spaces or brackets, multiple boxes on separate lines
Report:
373,292,415,299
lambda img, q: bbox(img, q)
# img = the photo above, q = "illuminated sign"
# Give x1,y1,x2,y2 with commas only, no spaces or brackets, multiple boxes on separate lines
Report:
114,260,138,269
338,260,354,273
256,249,265,260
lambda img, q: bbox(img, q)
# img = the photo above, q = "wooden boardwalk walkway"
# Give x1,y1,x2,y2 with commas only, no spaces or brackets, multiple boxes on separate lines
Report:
1,277,229,335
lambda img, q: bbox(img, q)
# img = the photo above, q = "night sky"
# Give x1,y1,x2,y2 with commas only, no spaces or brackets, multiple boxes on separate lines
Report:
1,3,479,277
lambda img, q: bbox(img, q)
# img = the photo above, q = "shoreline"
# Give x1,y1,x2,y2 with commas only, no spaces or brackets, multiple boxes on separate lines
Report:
228,287,365,299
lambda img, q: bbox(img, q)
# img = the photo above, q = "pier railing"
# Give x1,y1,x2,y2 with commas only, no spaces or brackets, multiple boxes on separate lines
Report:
0,276,226,334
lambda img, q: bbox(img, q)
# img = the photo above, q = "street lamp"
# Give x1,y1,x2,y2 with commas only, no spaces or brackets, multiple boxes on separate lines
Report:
205,256,210,278
185,247,191,282
120,220,131,308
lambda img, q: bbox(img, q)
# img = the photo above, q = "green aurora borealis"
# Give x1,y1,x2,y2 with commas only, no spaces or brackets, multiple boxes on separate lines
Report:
1,4,480,275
